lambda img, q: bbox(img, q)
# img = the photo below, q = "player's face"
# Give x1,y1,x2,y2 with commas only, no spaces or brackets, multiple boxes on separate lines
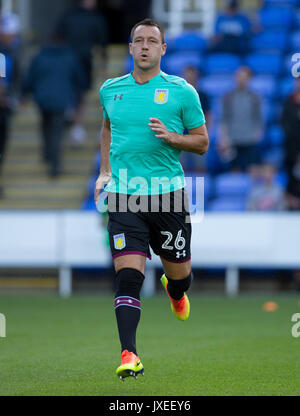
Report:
129,25,167,71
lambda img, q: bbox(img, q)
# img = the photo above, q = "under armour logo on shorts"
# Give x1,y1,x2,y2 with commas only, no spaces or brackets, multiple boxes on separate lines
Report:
176,250,186,258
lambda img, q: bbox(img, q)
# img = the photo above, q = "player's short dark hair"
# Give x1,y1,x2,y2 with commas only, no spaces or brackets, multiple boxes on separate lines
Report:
130,18,165,44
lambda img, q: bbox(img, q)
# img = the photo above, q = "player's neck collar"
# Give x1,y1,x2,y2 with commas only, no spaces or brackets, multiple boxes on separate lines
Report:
130,70,162,85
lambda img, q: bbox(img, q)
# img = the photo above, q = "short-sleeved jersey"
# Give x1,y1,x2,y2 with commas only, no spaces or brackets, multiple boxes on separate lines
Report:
99,71,205,195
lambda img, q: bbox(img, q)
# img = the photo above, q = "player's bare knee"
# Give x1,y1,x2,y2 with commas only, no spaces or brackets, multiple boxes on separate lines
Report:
161,258,191,279
114,254,146,275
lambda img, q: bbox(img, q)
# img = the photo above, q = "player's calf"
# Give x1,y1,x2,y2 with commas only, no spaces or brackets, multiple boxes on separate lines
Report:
114,267,145,353
114,267,145,378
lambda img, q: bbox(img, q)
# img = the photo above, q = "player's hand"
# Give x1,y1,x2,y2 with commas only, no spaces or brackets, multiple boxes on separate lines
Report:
148,118,178,145
94,172,111,207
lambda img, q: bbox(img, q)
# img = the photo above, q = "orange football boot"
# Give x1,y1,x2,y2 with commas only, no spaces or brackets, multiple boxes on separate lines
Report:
161,274,190,321
116,350,144,380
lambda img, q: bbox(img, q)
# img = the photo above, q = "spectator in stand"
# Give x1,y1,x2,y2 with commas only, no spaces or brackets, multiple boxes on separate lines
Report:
21,32,86,178
219,66,263,172
210,0,253,55
180,65,211,173
281,78,300,211
247,163,285,211
56,0,108,146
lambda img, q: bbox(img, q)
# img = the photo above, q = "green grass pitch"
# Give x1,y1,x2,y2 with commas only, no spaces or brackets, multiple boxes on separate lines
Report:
0,293,299,396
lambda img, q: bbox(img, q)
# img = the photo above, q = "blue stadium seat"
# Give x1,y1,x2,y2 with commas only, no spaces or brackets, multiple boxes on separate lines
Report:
279,77,295,97
263,147,285,168
205,53,242,74
210,97,223,121
296,9,300,27
161,57,169,73
124,55,134,73
174,31,207,52
163,52,202,75
263,0,300,6
202,175,214,201
165,35,176,53
81,198,97,211
259,7,294,30
199,75,235,97
245,53,282,75
215,173,251,198
206,145,226,174
249,75,277,98
251,31,288,52
261,98,277,124
265,124,285,146
275,171,288,188
208,197,246,212
289,30,300,50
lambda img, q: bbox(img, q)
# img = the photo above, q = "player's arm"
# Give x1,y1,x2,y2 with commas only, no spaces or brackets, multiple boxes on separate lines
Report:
94,118,111,206
149,118,209,155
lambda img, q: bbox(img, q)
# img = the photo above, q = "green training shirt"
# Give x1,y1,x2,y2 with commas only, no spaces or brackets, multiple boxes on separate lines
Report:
99,70,205,195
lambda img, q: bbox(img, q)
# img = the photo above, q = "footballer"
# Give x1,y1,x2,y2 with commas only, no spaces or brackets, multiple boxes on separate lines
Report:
95,18,209,380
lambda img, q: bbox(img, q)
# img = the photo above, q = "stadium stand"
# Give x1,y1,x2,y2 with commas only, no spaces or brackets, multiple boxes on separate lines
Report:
163,51,203,75
205,53,242,74
172,31,207,52
250,31,288,52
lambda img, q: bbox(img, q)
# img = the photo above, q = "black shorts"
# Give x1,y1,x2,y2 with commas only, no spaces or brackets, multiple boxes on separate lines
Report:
107,189,191,263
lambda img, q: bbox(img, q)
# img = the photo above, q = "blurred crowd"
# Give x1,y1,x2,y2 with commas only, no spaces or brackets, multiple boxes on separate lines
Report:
174,0,300,213
0,0,108,191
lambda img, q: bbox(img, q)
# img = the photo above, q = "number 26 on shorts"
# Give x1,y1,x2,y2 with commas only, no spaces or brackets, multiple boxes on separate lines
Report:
161,230,186,251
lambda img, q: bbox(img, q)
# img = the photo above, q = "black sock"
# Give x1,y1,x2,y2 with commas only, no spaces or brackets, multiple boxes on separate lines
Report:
114,268,145,355
166,273,193,301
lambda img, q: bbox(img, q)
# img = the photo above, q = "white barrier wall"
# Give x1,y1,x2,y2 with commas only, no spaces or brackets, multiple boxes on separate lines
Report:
190,213,300,268
1,211,300,296
0,211,111,268
0,212,59,267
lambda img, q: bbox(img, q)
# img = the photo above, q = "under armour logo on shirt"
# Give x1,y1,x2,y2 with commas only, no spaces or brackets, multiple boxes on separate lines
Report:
114,94,124,101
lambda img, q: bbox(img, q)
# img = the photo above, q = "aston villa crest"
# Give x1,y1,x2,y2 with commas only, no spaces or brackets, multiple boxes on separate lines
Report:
113,233,126,250
154,89,169,104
